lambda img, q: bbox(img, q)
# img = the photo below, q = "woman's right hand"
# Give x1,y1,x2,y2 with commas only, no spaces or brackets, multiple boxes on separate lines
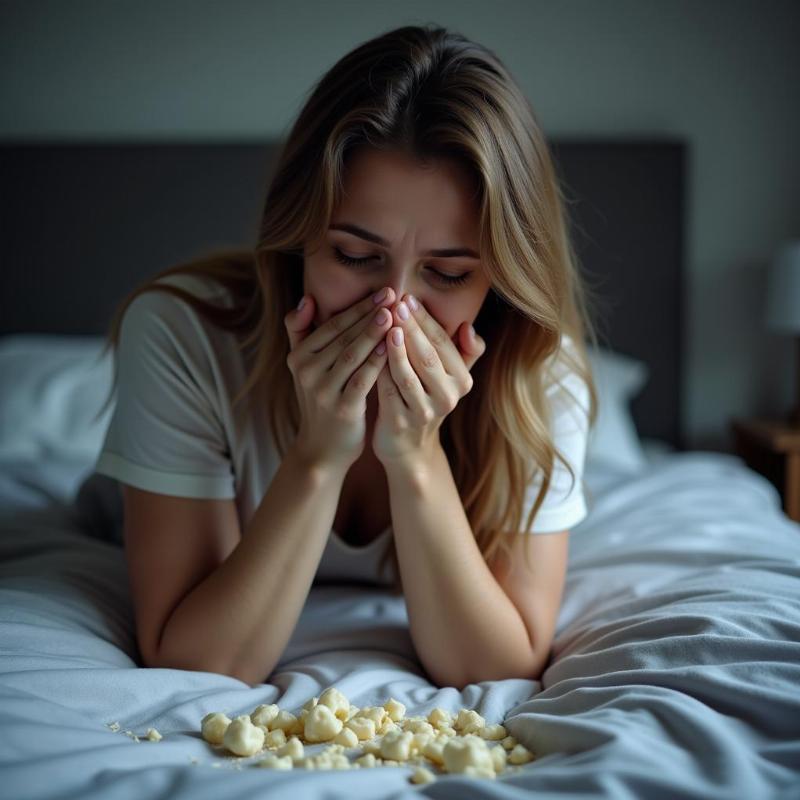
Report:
284,287,396,473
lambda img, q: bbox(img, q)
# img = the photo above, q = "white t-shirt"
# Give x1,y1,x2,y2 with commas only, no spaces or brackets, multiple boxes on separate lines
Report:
94,273,590,586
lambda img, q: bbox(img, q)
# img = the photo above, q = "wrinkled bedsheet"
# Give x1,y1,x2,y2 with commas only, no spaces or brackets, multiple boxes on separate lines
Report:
1,451,799,799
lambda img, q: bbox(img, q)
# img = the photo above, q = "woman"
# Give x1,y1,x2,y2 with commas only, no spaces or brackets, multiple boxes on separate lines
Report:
94,24,600,689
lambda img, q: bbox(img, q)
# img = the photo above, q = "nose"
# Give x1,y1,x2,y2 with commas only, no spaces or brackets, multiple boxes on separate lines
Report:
390,284,409,304
373,284,410,306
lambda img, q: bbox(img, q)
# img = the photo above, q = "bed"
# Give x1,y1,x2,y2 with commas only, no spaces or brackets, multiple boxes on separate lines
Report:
1,140,799,799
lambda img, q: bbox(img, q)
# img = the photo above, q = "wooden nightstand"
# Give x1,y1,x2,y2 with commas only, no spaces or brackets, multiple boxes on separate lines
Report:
731,418,800,523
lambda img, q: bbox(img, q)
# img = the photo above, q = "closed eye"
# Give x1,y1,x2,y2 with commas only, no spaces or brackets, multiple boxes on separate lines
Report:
332,247,470,287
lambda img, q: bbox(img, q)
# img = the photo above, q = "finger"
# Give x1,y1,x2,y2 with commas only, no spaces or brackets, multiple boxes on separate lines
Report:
339,338,390,408
457,321,487,372
402,295,484,401
393,297,460,411
386,326,428,416
319,304,389,373
322,306,393,394
301,286,396,358
399,294,463,380
376,360,404,416
284,294,316,353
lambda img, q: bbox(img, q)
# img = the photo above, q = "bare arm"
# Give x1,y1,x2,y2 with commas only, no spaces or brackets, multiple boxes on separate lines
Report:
385,443,546,689
142,448,347,684
129,289,393,684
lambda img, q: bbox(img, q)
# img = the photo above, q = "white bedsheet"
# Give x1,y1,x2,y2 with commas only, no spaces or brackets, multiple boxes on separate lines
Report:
1,450,799,799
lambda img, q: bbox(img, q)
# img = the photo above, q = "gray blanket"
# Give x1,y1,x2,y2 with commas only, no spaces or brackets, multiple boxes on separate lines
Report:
1,451,799,798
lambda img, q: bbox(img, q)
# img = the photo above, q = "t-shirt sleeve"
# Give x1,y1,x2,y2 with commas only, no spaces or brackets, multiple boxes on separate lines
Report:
94,287,236,499
521,355,591,534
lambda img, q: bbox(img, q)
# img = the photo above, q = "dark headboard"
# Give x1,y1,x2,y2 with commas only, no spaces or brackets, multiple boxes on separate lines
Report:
1,139,686,449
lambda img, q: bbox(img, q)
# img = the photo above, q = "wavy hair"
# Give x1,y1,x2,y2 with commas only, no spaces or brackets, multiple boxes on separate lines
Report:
98,23,603,595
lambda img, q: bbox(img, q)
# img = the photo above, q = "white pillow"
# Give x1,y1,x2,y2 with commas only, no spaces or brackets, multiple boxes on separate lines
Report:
0,335,114,462
585,346,650,472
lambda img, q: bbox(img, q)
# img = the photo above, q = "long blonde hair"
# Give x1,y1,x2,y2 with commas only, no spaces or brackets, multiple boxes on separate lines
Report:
98,24,602,594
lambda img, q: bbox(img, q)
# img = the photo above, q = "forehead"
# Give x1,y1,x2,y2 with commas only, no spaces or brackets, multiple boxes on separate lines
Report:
335,147,481,240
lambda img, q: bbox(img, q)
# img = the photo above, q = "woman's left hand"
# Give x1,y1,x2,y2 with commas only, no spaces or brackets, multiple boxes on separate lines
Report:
372,293,486,468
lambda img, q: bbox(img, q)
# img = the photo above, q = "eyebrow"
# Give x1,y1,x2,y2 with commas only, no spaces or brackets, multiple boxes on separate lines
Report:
329,222,480,259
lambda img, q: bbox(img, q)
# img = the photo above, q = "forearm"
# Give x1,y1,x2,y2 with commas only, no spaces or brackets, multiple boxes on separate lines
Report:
385,445,539,688
155,447,347,684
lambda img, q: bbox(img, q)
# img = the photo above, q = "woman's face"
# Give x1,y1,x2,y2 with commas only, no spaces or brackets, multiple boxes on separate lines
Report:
303,147,492,346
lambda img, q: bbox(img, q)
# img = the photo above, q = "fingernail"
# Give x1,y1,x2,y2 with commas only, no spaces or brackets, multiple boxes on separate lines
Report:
297,295,306,311
407,294,419,311
469,323,475,338
397,302,409,321
392,328,403,346
372,287,387,304
375,341,386,356
375,308,389,325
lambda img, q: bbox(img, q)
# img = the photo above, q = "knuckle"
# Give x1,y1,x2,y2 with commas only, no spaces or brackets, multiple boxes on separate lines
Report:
340,346,357,367
401,375,416,392
348,370,370,393
329,314,347,334
421,348,439,370
430,329,449,348
460,374,474,394
386,382,401,400
442,391,458,412
339,328,359,347
338,324,367,354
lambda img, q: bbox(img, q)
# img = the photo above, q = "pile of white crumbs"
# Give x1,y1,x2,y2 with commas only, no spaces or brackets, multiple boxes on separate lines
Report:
200,687,535,784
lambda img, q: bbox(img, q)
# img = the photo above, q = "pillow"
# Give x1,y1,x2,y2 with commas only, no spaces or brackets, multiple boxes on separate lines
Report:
0,335,114,462
584,346,650,472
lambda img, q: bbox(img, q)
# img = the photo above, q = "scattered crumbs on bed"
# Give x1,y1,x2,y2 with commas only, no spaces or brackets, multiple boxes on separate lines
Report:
106,722,161,744
226,754,245,768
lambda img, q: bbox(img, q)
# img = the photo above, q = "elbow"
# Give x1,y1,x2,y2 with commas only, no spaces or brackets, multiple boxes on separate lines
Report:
214,665,262,685
137,638,162,671
423,649,548,690
142,644,262,684
508,646,551,682
224,659,273,685
422,656,468,691
459,649,550,688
